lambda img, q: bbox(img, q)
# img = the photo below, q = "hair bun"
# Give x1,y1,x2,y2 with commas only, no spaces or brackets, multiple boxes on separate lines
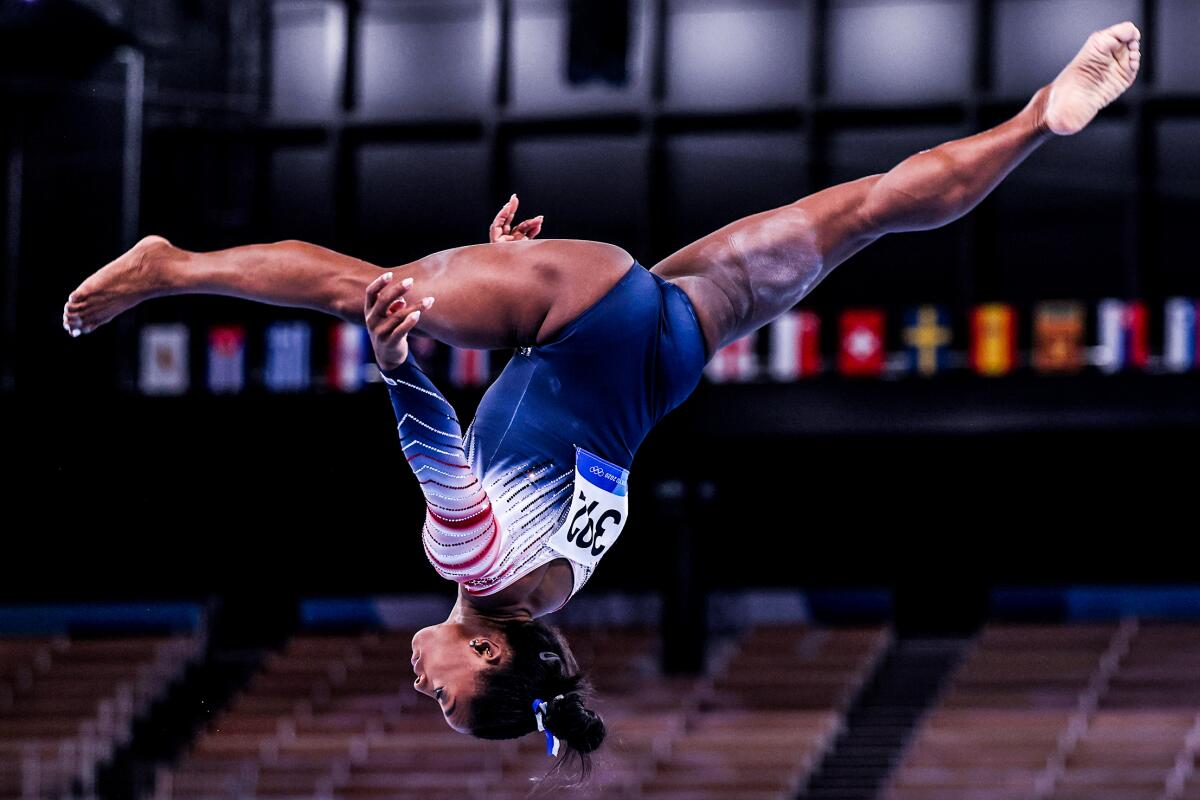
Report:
547,692,606,754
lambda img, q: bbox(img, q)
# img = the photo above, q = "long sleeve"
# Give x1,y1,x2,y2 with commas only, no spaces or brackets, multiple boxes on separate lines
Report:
379,356,501,581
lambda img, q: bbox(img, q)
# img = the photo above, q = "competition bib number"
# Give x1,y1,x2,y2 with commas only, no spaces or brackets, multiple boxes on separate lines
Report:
547,447,630,568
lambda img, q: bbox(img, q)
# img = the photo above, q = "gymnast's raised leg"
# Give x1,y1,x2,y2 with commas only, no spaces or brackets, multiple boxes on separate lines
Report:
649,22,1142,358
63,228,634,350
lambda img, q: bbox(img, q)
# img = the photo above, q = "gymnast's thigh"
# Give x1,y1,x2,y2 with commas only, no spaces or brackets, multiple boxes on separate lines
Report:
404,238,634,350
648,176,882,354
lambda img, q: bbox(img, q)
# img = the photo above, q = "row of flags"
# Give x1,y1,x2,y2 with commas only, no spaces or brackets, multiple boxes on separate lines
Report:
707,298,1200,381
136,297,1200,395
138,321,490,396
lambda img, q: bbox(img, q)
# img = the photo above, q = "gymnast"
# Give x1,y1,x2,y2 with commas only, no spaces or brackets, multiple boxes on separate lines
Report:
64,23,1140,784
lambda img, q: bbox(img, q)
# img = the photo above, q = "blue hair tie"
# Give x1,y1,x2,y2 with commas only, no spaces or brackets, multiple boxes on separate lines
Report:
531,696,563,756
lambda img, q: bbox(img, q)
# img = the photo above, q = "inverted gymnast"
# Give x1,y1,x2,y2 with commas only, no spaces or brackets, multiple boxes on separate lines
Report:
64,23,1140,784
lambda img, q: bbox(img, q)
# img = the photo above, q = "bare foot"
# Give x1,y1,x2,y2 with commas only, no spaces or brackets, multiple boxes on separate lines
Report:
63,235,176,336
1043,21,1141,136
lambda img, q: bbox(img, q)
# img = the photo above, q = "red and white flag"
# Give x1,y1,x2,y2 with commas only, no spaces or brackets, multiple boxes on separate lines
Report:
329,322,369,392
207,325,245,394
768,310,821,380
449,347,490,387
704,334,758,383
838,309,885,377
1095,299,1148,373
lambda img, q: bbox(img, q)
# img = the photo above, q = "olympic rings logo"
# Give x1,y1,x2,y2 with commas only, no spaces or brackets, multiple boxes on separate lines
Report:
589,466,605,476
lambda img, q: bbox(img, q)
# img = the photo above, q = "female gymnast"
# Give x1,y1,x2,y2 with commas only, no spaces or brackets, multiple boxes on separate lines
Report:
63,23,1140,784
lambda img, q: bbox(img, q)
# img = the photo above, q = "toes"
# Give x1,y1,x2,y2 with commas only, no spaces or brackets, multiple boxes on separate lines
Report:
1105,21,1140,44
1092,32,1125,56
1090,22,1140,57
63,305,86,335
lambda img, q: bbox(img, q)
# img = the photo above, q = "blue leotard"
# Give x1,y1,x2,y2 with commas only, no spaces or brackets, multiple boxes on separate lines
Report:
380,260,707,611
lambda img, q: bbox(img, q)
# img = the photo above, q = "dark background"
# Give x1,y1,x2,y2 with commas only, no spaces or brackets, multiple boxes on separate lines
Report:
2,0,1197,618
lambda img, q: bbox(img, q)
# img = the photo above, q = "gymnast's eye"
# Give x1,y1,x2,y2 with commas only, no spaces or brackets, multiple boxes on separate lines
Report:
435,687,444,702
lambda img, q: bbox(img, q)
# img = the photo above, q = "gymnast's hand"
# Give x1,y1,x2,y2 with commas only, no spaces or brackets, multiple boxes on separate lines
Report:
489,193,543,243
364,271,434,371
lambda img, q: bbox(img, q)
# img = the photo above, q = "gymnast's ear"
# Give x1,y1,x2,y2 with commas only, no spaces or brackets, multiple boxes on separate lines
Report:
469,636,504,665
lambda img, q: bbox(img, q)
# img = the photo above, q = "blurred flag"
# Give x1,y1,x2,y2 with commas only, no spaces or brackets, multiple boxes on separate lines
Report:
449,347,491,388
901,304,952,377
1164,297,1198,373
207,325,245,394
329,322,370,392
1095,299,1148,373
265,321,311,392
1032,301,1085,373
838,309,885,377
970,303,1017,376
768,310,821,380
705,334,758,383
139,324,189,395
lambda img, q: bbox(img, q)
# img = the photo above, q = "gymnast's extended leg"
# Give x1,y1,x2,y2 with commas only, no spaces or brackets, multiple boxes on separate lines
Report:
63,234,633,350
650,22,1142,358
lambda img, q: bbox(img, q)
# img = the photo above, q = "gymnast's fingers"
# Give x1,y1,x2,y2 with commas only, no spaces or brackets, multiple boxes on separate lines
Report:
489,215,505,243
369,275,414,327
382,297,431,338
385,294,407,314
489,194,517,242
514,216,543,239
382,294,433,333
364,271,392,318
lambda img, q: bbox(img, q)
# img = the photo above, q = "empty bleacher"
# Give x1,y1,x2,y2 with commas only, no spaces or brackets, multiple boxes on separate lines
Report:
881,620,1200,800
154,623,888,800
0,635,202,800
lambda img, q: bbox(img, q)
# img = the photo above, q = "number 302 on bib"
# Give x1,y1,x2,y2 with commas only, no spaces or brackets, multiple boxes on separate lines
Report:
546,447,630,568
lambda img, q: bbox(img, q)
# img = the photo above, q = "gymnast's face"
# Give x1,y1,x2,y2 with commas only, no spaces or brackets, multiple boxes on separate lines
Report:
411,623,504,733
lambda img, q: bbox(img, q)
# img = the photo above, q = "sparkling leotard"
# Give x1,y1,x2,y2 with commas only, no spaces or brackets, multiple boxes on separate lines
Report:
380,261,707,612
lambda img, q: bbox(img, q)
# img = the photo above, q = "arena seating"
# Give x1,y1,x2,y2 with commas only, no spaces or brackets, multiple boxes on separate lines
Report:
881,621,1200,800
0,635,203,800
153,623,888,800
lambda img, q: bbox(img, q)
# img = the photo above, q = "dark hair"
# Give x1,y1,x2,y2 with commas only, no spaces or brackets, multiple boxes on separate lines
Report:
467,619,606,792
